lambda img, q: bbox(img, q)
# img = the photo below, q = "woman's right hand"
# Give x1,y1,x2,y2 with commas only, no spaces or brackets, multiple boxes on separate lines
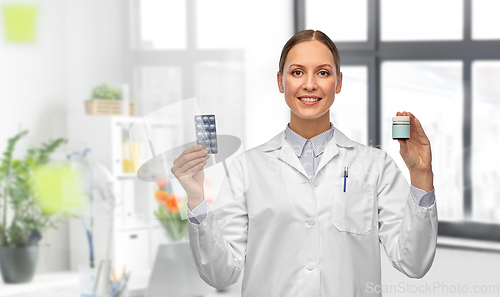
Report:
171,144,210,205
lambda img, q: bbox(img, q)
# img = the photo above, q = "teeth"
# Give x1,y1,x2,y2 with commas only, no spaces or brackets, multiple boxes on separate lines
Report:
299,97,320,102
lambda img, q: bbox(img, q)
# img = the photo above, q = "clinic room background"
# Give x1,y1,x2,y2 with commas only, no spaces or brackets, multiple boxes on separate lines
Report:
0,0,500,296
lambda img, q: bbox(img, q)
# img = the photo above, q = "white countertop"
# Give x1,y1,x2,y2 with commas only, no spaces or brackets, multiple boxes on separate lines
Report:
0,270,241,297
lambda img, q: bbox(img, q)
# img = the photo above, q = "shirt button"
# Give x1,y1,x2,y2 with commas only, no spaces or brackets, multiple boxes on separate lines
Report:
307,141,311,145
308,175,312,180
306,262,316,270
307,149,312,154
307,218,315,226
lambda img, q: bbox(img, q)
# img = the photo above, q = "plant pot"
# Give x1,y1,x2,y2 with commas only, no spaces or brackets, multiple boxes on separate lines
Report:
0,245,39,284
85,99,136,116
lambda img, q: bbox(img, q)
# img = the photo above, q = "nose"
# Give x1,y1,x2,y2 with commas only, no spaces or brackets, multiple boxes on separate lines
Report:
302,74,317,91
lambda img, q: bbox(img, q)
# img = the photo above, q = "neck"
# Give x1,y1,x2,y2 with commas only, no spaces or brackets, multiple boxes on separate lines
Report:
289,111,331,139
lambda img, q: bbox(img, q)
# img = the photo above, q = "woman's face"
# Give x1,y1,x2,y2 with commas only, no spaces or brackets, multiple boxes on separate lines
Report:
277,40,342,122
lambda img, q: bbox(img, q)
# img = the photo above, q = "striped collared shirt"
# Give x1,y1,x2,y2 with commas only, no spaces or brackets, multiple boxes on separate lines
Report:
284,122,334,181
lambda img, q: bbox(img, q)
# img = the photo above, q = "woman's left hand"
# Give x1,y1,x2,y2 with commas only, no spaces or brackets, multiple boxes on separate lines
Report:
396,111,434,191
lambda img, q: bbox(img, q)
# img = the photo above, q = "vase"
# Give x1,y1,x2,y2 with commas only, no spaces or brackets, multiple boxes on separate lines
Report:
0,245,39,283
147,241,213,297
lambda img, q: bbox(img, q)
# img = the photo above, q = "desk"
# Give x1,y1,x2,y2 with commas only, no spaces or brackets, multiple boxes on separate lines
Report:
0,270,241,297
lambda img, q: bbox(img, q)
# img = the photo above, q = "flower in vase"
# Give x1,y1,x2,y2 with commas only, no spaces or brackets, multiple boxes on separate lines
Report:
165,193,179,213
153,178,188,241
156,180,168,190
154,190,168,203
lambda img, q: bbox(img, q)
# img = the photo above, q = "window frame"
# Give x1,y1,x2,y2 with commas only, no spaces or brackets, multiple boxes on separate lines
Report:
297,0,500,245
125,0,244,115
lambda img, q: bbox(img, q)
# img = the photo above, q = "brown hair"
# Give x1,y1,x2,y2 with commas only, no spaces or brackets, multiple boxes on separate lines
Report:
278,30,341,76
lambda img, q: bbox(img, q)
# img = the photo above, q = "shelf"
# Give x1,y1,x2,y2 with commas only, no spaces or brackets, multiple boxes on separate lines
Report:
117,172,138,179
437,236,500,252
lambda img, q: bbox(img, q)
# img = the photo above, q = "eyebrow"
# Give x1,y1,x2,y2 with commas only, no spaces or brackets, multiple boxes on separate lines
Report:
289,63,333,69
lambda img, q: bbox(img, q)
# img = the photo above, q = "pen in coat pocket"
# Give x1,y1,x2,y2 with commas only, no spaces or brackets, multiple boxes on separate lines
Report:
344,166,348,192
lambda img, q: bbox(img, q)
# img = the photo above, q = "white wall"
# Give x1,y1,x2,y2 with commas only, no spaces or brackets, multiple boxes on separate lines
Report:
65,0,125,116
0,0,124,274
0,0,67,156
0,0,69,274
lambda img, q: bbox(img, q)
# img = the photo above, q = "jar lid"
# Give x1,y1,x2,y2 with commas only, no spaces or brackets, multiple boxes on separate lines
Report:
392,116,410,124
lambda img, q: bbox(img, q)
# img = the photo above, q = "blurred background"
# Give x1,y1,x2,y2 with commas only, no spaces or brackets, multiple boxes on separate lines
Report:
0,0,499,296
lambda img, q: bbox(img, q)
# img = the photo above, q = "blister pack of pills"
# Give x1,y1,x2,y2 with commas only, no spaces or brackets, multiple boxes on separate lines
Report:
194,114,218,154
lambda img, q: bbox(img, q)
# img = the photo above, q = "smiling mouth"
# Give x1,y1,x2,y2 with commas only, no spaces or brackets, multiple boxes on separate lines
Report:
298,97,322,102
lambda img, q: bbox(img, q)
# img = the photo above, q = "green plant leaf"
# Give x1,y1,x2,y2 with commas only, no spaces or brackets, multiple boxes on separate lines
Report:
0,131,70,246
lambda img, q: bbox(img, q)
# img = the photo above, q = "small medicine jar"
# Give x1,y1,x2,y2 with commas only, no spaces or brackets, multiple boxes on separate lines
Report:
392,116,410,140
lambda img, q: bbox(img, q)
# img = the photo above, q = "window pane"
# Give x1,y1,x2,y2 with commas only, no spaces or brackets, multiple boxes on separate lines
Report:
138,66,183,115
195,0,244,49
195,61,245,139
331,66,368,144
138,0,187,50
472,61,500,224
381,0,463,41
472,0,500,40
306,0,368,42
382,61,463,221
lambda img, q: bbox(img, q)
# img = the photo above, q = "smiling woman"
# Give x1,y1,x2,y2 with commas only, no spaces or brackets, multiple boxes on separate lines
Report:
277,30,343,139
172,29,438,296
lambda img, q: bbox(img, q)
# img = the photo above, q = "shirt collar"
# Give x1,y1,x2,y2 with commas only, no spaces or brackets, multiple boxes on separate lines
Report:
284,122,334,157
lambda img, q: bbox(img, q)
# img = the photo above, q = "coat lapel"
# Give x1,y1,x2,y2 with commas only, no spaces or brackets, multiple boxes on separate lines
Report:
316,128,355,174
262,131,308,178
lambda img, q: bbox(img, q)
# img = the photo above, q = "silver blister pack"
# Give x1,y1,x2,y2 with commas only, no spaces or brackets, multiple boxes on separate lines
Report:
194,114,218,154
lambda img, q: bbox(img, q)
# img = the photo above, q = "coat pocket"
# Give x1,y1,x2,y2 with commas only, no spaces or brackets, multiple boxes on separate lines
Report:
331,177,374,235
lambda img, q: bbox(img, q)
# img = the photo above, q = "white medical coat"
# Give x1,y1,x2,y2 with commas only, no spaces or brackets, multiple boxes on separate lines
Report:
187,127,438,296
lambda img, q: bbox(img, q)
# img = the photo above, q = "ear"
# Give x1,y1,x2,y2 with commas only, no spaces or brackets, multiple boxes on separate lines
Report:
277,72,284,93
335,72,343,94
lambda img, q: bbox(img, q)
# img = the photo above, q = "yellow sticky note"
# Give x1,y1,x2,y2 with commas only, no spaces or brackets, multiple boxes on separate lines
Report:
2,5,38,43
34,164,84,215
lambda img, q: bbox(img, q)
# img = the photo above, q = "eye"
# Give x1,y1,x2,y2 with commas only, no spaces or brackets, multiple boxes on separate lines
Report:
318,70,329,76
292,70,303,76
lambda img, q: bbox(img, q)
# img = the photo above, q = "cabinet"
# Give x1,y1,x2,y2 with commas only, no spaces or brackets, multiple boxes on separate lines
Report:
67,115,181,274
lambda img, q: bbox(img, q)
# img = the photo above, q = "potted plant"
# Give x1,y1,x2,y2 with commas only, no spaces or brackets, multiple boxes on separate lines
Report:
84,83,135,116
0,130,69,283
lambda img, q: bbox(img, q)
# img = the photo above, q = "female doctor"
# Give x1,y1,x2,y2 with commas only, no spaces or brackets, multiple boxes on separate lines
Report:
171,30,438,296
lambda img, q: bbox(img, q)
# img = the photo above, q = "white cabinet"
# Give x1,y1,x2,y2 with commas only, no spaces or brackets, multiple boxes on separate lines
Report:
67,115,180,274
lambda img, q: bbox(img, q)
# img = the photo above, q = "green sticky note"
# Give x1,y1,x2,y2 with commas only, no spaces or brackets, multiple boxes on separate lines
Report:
34,164,84,216
2,5,38,43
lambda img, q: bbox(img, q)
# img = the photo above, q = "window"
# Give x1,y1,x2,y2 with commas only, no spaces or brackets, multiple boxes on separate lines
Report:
306,0,368,42
382,61,464,221
331,66,368,145
195,0,244,49
137,0,187,50
472,61,500,223
381,0,463,41
129,0,245,142
472,0,500,40
298,0,500,243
